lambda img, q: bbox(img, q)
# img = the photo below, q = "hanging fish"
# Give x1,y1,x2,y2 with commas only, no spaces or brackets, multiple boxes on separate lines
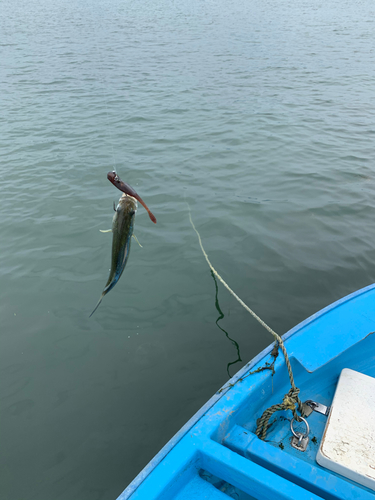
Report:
107,171,157,224
90,193,137,317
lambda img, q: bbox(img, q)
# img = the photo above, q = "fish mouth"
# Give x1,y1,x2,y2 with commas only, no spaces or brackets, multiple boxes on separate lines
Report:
120,192,138,203
119,193,138,213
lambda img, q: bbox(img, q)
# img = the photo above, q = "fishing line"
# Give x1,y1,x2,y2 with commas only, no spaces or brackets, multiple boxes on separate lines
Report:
88,0,118,173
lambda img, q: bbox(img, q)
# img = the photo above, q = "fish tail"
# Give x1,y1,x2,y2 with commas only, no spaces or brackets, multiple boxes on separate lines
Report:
89,293,105,318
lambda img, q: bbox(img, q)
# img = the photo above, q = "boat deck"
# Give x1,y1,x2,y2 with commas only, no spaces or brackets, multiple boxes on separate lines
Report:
119,284,375,500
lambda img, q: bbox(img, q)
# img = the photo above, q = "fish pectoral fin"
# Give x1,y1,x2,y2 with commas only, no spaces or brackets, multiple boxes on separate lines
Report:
132,234,143,248
100,229,112,233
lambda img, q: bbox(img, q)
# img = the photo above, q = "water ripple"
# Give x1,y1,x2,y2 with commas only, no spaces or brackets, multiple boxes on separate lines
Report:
1,0,375,498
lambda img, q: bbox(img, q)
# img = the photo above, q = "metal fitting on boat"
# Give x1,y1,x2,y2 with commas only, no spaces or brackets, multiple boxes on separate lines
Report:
304,400,330,417
290,416,310,451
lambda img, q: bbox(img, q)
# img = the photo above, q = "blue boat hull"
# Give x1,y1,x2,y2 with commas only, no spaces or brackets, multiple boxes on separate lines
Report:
118,284,375,500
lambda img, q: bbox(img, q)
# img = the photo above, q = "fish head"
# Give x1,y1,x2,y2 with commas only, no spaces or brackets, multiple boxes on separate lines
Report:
117,193,138,218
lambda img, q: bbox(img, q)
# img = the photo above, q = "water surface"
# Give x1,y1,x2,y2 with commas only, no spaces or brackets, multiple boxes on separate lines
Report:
1,0,375,498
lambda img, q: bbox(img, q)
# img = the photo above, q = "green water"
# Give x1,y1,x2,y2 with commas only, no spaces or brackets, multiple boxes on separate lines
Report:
1,0,375,498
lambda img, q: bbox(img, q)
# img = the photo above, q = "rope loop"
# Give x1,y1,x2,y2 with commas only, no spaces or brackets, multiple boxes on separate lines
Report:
255,387,303,440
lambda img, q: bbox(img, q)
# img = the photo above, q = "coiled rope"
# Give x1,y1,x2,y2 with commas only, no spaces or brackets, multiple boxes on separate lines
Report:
188,211,303,439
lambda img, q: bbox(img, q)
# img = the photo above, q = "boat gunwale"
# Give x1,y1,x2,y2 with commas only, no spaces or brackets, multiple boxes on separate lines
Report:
117,282,375,500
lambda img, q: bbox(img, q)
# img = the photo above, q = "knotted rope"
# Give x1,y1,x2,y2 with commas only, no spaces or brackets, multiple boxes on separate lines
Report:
255,387,302,439
188,211,303,439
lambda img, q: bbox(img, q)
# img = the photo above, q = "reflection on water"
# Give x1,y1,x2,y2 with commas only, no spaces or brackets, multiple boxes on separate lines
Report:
211,270,242,378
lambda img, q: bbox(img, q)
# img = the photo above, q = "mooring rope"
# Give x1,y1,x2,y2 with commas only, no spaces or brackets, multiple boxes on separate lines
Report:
188,211,303,439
